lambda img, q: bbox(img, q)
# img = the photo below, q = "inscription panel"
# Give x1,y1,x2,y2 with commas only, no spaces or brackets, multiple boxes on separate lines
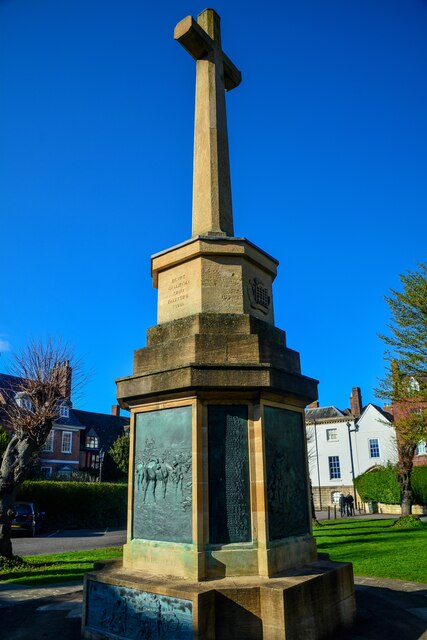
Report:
86,580,193,640
157,260,201,323
264,406,310,540
167,273,190,309
133,406,192,543
208,405,251,544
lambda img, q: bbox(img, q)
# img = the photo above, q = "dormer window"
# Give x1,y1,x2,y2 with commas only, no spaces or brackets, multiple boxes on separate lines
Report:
15,392,32,411
86,435,99,449
58,404,69,418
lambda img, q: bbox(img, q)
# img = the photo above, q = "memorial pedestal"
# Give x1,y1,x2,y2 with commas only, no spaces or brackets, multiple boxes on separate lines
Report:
82,310,356,639
83,559,355,640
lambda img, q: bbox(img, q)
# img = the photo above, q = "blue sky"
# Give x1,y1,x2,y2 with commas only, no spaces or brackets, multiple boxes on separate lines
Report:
1,0,426,414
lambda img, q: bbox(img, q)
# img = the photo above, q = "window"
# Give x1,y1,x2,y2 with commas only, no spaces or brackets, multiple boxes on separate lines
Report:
326,428,338,442
41,466,52,478
328,456,341,479
42,430,54,452
410,408,422,415
90,453,100,470
15,393,32,411
408,377,420,392
58,466,72,478
86,436,99,449
58,404,69,418
416,441,427,456
369,438,380,458
61,431,73,454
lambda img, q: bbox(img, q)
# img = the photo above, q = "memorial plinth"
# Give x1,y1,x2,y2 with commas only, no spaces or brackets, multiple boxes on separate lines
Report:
82,8,355,640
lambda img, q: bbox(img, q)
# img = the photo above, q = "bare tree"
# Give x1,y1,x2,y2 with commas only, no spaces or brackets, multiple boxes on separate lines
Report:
0,339,84,558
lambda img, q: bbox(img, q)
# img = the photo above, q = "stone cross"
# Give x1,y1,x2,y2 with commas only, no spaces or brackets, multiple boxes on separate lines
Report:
174,9,241,237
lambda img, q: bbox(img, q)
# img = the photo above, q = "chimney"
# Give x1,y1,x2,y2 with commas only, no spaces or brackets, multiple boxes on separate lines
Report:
54,361,72,401
307,401,319,409
383,404,394,416
350,387,362,417
111,404,121,417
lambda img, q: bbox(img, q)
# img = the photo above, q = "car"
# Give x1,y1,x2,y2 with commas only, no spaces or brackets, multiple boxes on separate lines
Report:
12,502,44,537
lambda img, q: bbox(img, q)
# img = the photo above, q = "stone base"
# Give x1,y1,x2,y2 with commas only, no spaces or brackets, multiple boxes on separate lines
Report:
82,559,355,640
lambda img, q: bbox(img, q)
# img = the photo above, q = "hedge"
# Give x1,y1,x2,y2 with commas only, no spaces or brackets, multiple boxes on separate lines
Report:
413,467,427,505
16,481,128,529
355,466,427,505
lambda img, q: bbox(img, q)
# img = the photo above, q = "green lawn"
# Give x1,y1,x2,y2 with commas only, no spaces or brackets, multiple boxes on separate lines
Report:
0,547,123,586
313,518,427,583
1,520,426,586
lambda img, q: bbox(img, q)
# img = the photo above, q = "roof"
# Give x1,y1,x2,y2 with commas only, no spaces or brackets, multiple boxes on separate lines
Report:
365,404,394,422
305,406,345,421
74,409,129,450
305,402,395,425
0,373,26,403
54,410,85,430
1,373,130,443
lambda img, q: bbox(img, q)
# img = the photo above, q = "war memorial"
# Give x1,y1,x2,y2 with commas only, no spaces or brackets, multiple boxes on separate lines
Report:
82,9,355,639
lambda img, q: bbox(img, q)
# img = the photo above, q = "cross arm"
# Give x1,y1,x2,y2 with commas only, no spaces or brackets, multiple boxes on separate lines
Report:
222,53,241,91
174,16,214,61
174,16,242,92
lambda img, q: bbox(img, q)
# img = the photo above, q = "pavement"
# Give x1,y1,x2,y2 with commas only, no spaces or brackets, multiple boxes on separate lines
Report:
0,575,426,639
11,527,127,556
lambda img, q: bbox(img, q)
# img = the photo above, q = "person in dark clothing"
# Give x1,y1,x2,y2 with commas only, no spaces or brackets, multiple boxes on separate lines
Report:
339,493,346,517
346,493,354,516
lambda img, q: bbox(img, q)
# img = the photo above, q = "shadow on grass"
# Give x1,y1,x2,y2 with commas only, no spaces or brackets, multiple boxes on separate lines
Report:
7,571,87,586
315,521,426,539
0,560,96,583
315,531,424,543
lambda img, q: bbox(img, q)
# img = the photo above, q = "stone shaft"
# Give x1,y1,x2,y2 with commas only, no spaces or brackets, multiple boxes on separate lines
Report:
174,9,241,238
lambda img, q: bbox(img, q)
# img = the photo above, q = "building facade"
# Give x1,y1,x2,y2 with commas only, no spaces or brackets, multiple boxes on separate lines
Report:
306,387,397,509
0,371,129,479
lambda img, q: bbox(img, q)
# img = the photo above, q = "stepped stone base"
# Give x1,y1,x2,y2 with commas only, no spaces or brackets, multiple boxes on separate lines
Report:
117,313,318,406
82,559,355,640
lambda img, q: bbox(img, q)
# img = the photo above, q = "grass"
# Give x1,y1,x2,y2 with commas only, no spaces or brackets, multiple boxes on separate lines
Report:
313,518,427,583
1,519,426,586
0,547,123,586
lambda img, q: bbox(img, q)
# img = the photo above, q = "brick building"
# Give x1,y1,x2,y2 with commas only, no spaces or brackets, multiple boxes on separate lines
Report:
0,371,129,478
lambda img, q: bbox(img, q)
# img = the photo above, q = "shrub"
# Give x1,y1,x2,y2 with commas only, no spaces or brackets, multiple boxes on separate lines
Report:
16,481,128,529
355,466,400,504
109,434,130,475
412,467,427,506
355,465,427,506
391,515,423,529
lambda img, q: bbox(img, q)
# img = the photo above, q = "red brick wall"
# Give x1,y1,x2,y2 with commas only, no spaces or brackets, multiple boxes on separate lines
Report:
39,428,80,467
413,454,427,467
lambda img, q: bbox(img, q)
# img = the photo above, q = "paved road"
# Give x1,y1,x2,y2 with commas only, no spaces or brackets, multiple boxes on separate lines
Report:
11,528,126,556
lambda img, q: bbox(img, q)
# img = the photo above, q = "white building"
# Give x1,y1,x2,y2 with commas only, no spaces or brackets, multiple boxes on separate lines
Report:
305,387,397,509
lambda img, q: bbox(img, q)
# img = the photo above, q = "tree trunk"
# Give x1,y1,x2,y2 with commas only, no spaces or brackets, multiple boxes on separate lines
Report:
0,435,37,558
399,470,413,515
397,442,416,516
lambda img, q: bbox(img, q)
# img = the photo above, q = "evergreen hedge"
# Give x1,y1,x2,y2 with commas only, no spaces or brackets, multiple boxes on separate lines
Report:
16,481,128,529
355,466,427,505
413,467,427,505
